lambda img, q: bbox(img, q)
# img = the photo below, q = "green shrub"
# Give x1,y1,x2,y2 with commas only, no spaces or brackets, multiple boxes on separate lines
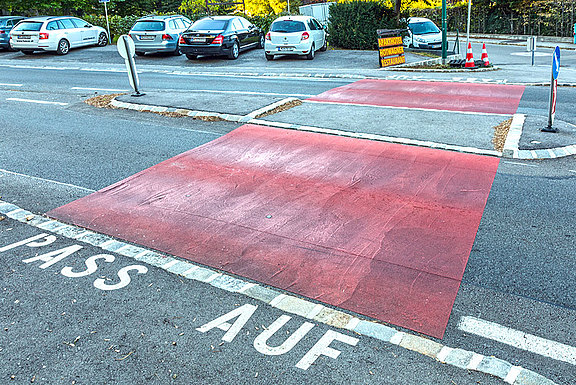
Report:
84,14,141,41
328,1,403,50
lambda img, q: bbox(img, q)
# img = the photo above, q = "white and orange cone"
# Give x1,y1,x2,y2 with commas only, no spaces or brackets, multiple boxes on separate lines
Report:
465,42,475,68
481,43,490,66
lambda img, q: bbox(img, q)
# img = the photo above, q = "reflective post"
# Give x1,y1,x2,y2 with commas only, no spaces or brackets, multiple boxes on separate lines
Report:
442,0,447,63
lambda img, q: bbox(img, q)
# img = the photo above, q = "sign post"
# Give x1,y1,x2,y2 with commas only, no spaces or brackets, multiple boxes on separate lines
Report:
542,46,560,133
527,36,536,66
117,35,144,97
99,0,111,44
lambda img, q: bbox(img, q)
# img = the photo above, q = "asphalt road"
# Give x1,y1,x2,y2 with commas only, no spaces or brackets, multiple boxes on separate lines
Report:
1,45,576,384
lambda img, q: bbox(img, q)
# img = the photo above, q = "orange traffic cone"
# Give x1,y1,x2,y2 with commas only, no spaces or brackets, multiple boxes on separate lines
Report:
465,43,475,68
481,43,490,66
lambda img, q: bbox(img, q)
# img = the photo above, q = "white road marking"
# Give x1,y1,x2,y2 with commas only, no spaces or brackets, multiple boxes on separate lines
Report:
0,168,95,192
0,83,23,87
71,87,128,92
503,161,538,167
6,97,68,106
504,366,522,384
568,170,576,173
184,89,314,98
304,99,512,116
458,316,576,365
511,52,551,57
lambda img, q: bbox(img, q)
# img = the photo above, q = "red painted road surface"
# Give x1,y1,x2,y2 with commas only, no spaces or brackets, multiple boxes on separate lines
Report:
307,79,525,115
49,125,500,338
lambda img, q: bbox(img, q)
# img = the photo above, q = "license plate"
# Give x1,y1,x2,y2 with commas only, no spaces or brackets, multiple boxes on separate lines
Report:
18,35,31,40
278,46,294,51
140,35,154,40
192,38,205,43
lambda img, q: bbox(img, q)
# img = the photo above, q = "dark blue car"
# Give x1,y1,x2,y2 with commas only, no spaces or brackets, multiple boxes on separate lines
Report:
0,16,26,50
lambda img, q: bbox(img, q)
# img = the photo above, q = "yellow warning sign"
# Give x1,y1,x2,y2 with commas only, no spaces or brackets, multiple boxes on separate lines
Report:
380,55,406,67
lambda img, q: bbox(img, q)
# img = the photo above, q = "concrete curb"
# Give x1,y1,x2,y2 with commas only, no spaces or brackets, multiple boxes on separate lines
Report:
109,97,576,160
503,114,526,158
0,199,558,385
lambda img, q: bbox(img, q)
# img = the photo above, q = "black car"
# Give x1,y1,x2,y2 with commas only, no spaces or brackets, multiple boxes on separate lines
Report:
179,16,264,60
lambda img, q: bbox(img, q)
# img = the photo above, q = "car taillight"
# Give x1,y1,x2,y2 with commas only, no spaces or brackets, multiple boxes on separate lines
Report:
211,35,223,45
179,35,185,44
39,33,49,40
0,30,5,34
265,32,271,41
301,32,309,41
162,34,172,40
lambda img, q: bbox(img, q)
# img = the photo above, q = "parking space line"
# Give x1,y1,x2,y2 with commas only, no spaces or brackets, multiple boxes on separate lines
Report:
6,98,68,106
458,316,576,366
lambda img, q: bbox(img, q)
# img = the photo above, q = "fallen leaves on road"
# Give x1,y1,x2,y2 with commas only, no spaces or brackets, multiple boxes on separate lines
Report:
493,117,513,152
115,351,134,361
255,99,302,118
85,93,125,109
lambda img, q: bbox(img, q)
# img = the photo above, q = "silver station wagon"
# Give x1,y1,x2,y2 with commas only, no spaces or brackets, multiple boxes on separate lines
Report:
128,15,191,56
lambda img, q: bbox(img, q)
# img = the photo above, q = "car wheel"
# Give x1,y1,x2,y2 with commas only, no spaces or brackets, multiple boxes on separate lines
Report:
306,43,315,60
258,34,265,49
171,45,181,56
186,54,197,60
21,50,34,55
135,51,146,56
227,41,239,60
319,38,327,52
97,32,108,47
265,53,274,61
56,39,70,55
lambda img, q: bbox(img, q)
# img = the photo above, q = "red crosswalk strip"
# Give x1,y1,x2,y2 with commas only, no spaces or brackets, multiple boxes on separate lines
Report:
49,124,499,338
307,79,525,115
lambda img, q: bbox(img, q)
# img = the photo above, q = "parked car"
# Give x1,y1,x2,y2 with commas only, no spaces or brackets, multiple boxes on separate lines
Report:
264,15,327,61
128,15,191,56
0,16,26,50
179,16,264,60
403,17,442,49
10,16,108,55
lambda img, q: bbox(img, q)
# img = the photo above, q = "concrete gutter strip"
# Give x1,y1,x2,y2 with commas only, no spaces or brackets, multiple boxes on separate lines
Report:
0,200,559,385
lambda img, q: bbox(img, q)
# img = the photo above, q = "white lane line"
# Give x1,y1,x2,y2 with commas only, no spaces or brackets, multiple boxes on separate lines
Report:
458,316,576,365
183,89,315,98
6,98,68,106
304,99,512,116
71,87,128,92
503,161,538,167
569,170,576,173
0,168,96,193
0,83,23,87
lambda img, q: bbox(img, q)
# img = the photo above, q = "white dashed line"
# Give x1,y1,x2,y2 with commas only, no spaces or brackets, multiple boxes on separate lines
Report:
0,83,23,87
71,87,128,92
459,316,576,365
6,98,68,106
503,161,538,167
0,168,96,192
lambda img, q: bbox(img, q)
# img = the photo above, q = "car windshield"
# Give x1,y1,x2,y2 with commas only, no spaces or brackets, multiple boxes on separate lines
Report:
409,21,440,35
12,21,42,32
190,19,228,30
270,20,306,33
131,21,165,31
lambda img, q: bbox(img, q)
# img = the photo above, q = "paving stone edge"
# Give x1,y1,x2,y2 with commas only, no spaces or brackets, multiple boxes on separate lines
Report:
0,200,558,384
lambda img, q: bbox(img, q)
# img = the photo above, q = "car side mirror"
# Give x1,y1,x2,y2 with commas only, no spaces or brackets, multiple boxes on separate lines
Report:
85,24,93,28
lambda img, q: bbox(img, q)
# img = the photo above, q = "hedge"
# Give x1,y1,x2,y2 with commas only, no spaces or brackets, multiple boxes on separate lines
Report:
328,1,403,50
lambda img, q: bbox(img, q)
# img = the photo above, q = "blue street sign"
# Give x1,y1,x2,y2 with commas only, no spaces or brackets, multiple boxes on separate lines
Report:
552,46,560,80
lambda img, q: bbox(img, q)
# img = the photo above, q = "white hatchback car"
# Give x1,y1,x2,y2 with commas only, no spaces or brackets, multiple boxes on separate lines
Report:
10,16,108,55
264,16,327,60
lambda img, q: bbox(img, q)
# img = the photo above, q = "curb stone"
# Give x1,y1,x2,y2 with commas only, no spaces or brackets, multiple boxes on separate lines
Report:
110,97,576,160
0,200,560,384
